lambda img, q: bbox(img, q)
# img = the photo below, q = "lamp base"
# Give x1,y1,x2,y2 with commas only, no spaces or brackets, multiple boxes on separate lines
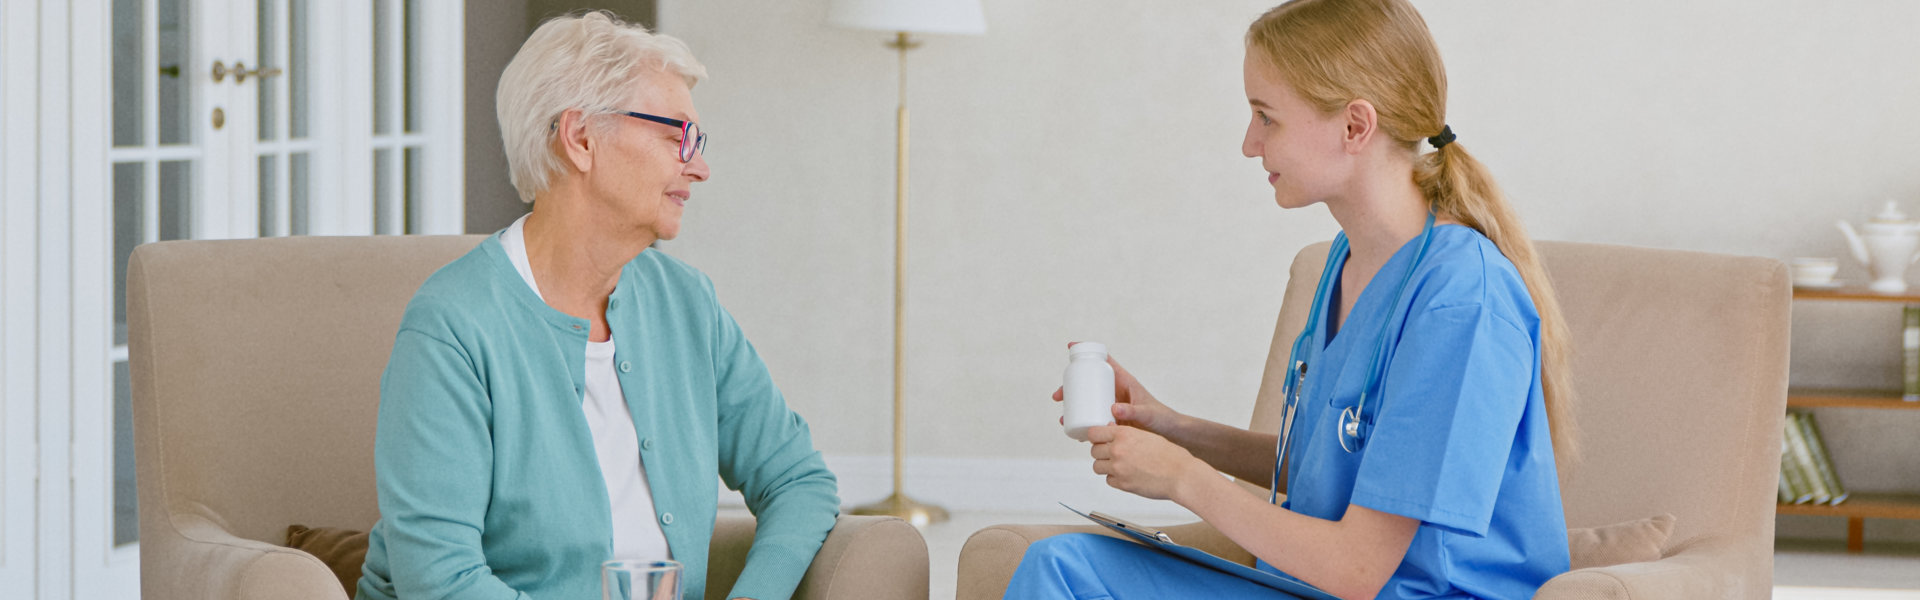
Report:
851,492,950,527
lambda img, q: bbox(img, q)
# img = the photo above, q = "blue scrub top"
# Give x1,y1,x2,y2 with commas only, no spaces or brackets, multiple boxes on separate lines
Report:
1265,225,1570,599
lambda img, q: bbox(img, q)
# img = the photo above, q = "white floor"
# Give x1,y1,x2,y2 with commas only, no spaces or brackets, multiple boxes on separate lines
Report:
909,511,1920,600
1774,539,1920,600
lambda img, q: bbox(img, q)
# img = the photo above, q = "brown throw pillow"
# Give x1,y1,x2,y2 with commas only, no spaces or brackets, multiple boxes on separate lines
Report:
285,524,370,596
1566,513,1676,571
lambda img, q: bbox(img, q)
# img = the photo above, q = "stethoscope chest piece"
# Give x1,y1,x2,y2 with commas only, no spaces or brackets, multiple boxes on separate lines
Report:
1338,405,1366,453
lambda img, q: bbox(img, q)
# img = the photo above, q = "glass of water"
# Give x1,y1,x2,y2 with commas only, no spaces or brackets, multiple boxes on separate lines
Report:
602,559,682,600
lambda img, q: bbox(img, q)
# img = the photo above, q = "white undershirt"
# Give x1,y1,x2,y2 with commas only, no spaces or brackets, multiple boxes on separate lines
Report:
502,214,670,562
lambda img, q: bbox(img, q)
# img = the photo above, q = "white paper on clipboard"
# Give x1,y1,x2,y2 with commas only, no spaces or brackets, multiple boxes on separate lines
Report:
1060,503,1339,600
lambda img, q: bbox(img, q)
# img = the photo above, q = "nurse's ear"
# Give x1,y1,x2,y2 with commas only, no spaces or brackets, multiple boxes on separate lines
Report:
1340,99,1380,156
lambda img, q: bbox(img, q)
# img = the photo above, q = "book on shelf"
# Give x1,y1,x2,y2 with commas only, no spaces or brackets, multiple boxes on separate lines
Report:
1779,435,1814,505
1777,461,1793,505
1797,410,1849,505
1779,411,1849,506
1907,305,1920,402
1782,411,1829,504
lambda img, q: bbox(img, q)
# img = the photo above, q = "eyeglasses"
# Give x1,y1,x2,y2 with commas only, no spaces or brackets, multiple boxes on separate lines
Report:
615,111,706,163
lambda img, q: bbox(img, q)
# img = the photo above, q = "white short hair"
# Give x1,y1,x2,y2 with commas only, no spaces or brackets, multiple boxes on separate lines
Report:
497,11,708,203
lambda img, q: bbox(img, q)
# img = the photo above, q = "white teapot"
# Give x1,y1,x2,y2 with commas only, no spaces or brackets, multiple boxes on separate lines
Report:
1838,201,1920,293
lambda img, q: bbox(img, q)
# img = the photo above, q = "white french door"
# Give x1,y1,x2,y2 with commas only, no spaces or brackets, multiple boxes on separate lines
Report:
2,0,39,598
46,0,465,597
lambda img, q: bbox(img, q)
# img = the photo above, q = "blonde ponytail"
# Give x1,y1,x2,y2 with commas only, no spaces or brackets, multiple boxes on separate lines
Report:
1418,142,1580,466
1251,0,1579,466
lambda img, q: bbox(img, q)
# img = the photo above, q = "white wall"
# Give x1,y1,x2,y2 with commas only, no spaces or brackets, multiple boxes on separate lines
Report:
655,0,1920,537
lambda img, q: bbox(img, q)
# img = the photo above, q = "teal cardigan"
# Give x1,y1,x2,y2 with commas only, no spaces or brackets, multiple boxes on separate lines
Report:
356,236,839,600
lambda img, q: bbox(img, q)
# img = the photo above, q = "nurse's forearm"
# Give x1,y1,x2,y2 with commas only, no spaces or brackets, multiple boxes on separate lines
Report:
1162,414,1279,488
1171,471,1416,600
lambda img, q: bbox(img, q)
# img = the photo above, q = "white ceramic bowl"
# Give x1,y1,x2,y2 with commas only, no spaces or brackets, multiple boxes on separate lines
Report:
1791,257,1839,286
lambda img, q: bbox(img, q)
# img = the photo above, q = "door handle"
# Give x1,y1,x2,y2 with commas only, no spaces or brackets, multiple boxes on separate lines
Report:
211,60,284,84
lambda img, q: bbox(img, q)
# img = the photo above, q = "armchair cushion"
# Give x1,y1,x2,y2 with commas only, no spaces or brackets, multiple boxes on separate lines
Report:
284,525,369,596
1537,536,1763,600
1567,513,1675,571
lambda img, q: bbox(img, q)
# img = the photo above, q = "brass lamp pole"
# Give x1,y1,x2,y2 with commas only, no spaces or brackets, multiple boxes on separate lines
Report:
851,31,949,526
828,0,983,527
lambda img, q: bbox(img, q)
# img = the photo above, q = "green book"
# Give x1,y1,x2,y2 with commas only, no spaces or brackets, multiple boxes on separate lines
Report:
1907,305,1919,402
1778,467,1793,504
1779,415,1815,504
1779,444,1809,504
1783,412,1829,504
1798,411,1849,505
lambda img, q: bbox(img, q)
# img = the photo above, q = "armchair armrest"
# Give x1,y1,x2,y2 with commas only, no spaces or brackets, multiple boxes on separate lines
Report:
955,520,1250,600
141,513,347,600
707,514,928,600
1536,536,1769,600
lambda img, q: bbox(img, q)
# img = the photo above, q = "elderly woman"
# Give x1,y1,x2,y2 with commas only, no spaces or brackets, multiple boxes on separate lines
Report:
354,12,838,600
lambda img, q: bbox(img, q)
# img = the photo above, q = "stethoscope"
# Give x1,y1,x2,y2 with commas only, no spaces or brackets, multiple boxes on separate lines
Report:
1269,213,1436,504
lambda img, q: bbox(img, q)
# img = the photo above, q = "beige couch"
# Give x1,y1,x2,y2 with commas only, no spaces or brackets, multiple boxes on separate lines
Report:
959,241,1789,599
129,235,929,600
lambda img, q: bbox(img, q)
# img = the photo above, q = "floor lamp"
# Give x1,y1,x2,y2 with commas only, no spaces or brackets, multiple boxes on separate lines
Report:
826,0,986,526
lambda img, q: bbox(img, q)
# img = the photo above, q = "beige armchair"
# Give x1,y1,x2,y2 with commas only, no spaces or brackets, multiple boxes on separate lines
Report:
129,235,929,600
959,241,1789,599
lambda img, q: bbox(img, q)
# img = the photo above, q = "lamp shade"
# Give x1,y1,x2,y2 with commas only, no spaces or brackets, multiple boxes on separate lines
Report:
827,0,986,35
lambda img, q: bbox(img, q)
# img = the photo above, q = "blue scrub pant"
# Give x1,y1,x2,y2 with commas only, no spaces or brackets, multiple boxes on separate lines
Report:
1002,534,1304,599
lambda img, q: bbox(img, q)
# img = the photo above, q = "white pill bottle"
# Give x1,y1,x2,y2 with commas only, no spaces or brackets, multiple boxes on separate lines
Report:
1062,342,1117,441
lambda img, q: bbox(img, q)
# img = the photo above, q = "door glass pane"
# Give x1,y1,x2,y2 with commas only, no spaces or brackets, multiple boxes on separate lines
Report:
113,162,145,346
114,361,138,547
291,152,311,234
290,0,310,139
258,155,278,236
373,0,390,135
157,0,191,145
159,160,192,240
257,0,277,141
374,148,392,233
404,0,419,134
111,0,144,147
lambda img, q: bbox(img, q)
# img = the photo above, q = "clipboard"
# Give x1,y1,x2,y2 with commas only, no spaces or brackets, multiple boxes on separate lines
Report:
1061,503,1339,600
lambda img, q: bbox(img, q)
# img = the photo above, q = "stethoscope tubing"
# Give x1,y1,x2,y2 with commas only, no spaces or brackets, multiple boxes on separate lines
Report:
1270,213,1437,504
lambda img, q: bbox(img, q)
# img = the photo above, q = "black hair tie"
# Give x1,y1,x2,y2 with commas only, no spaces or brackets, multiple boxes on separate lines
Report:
1427,125,1456,150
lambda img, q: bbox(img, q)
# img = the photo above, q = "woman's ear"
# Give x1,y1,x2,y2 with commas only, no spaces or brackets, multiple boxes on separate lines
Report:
555,108,595,174
1341,99,1378,155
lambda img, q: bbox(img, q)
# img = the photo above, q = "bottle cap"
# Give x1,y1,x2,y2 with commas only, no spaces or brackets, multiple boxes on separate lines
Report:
1068,342,1107,357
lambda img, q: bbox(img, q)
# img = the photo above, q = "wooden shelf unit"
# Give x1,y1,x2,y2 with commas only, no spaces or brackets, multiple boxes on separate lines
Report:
1787,388,1920,409
1777,493,1920,554
1782,286,1920,553
1791,284,1920,303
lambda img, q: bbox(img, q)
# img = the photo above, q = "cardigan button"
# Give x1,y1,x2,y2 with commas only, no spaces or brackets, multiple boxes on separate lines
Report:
619,360,632,373
641,438,653,451
660,512,674,526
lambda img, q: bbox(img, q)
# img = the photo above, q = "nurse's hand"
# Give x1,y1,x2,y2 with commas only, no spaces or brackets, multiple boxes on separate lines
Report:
1085,425,1209,501
1051,343,1183,436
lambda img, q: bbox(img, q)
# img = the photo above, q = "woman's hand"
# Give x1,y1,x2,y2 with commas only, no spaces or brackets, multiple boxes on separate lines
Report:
1051,343,1184,436
1085,425,1210,501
